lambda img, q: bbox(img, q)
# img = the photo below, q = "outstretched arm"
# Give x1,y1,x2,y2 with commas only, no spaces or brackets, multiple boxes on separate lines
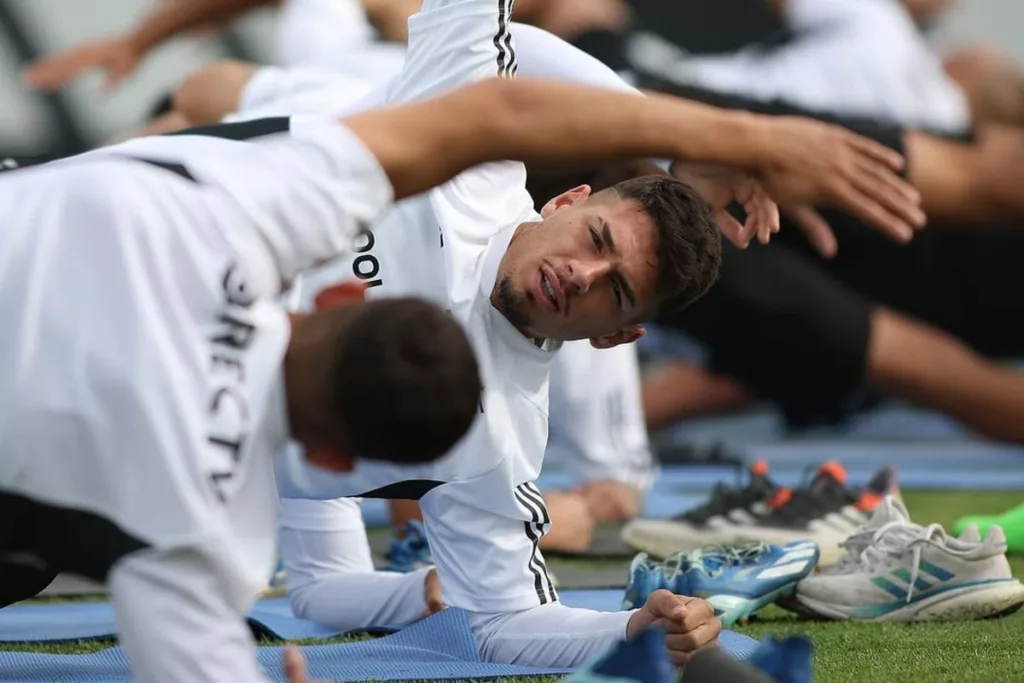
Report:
342,76,924,239
24,0,276,91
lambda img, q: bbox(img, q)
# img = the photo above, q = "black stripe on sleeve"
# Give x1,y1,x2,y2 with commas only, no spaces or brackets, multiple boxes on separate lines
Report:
513,486,550,604
502,0,518,77
492,0,513,77
514,483,557,603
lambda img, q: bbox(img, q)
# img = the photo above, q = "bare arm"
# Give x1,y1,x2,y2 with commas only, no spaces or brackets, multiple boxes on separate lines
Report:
129,0,277,54
24,0,276,91
360,0,422,43
341,76,923,247
343,77,767,200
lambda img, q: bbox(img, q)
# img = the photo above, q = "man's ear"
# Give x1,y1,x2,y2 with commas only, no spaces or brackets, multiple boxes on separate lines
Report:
590,325,645,350
305,447,356,473
540,184,592,218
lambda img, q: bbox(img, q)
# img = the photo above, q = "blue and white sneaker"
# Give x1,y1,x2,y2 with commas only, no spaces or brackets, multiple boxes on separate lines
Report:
623,541,820,626
385,520,434,573
563,627,673,683
795,496,1024,621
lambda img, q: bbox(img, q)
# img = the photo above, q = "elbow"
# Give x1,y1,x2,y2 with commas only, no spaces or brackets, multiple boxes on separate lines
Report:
455,77,552,154
460,77,525,128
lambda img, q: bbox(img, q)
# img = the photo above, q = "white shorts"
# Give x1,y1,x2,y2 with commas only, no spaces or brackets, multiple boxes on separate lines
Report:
546,342,656,491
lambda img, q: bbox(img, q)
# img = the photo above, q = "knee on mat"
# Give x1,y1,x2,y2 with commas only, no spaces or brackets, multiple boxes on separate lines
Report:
576,480,643,524
172,60,254,127
539,491,595,552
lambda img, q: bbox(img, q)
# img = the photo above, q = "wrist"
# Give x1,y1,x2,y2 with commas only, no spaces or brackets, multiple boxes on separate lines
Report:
124,30,148,56
625,607,648,640
728,111,777,168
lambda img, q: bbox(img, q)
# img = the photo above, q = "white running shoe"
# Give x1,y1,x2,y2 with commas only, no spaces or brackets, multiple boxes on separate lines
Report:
795,497,1024,621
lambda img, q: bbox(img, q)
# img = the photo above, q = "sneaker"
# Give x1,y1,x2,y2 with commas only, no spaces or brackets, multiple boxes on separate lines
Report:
563,626,674,683
795,500,1024,621
620,461,786,559
623,541,819,626
385,520,434,573
257,558,288,599
731,462,896,566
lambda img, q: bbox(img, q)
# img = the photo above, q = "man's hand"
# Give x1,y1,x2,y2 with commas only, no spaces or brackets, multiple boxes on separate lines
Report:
671,163,780,249
283,647,330,683
423,568,446,617
627,589,721,666
25,36,142,92
753,115,926,258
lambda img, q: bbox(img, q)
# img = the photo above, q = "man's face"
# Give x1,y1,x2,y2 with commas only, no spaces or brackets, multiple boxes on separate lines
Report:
494,186,659,348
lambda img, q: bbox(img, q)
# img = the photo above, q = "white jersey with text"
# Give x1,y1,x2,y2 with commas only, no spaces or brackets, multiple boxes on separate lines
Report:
0,121,394,683
277,0,566,613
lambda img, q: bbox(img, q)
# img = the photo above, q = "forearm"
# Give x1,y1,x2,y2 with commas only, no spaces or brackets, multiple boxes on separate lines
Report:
110,547,270,683
278,515,432,632
342,77,770,201
128,0,273,54
469,603,635,667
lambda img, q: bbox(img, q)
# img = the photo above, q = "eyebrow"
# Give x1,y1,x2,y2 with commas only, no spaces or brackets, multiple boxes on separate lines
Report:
600,218,637,309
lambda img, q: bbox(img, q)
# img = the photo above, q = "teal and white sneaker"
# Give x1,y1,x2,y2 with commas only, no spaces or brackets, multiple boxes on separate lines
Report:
623,541,819,626
795,496,1024,621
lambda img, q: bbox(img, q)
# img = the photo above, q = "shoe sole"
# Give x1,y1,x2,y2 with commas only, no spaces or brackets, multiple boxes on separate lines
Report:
796,579,1024,621
706,581,802,627
620,520,739,559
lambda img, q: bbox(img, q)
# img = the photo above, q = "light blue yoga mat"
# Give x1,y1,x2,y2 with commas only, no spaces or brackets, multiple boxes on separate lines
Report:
657,405,972,445
649,454,1024,491
0,606,759,682
0,598,345,644
0,609,572,683
351,437,1024,531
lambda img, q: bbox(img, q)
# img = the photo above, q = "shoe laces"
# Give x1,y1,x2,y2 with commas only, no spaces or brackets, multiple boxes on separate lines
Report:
859,521,946,602
664,542,770,579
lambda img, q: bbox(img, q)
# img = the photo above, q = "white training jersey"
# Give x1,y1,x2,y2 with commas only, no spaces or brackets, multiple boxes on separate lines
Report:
0,121,393,682
235,4,652,612
277,0,565,613
631,0,970,135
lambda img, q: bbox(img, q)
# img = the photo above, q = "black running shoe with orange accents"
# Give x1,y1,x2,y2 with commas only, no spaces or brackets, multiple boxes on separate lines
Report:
729,462,898,566
620,461,788,559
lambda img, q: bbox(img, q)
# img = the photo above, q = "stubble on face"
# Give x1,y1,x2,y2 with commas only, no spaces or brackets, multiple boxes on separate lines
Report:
494,273,535,336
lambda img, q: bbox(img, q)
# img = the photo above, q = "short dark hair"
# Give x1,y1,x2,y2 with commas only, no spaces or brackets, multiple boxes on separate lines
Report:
331,298,482,464
605,175,722,316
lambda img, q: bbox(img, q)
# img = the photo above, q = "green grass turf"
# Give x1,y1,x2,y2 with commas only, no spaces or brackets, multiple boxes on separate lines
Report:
5,490,1022,683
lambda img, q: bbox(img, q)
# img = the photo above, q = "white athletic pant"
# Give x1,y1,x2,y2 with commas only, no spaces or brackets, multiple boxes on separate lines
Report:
546,341,657,492
279,498,635,666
